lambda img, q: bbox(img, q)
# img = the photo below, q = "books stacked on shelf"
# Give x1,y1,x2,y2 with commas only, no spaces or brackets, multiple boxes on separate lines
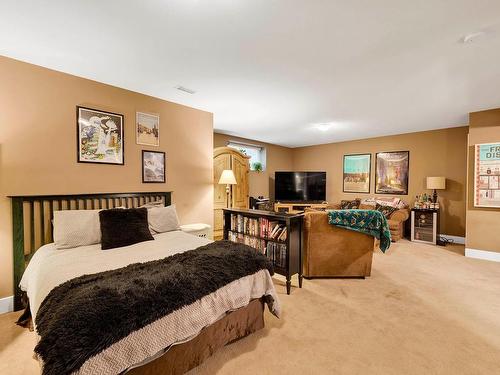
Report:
266,242,287,268
228,231,266,253
229,214,287,242
268,223,287,242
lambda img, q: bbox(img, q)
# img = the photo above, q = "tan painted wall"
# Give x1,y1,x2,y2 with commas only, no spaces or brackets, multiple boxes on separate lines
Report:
466,108,500,253
214,133,293,199
292,127,469,237
0,56,213,298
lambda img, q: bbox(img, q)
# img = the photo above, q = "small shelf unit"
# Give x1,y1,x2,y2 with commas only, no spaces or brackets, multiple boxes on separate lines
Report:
223,208,303,294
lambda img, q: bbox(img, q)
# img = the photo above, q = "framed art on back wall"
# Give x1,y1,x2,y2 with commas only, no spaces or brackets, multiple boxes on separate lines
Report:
142,150,166,183
77,106,124,165
375,151,409,195
136,112,160,147
343,154,371,193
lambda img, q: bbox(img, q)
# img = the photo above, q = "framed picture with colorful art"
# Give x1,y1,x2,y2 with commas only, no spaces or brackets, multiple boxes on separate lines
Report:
343,154,371,193
474,143,500,207
375,151,409,195
142,150,165,183
77,106,124,165
136,112,160,146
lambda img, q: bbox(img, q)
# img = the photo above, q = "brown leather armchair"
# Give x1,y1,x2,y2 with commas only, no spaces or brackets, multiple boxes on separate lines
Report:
303,211,375,278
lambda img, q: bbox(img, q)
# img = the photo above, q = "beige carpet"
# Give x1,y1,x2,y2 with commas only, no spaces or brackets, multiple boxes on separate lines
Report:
1,240,500,375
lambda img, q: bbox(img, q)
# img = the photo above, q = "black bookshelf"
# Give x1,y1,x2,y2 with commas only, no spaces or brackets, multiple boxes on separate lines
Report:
223,208,303,295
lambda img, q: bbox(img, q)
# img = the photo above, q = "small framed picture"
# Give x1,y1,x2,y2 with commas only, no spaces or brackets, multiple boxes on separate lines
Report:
136,112,160,146
142,150,165,183
77,106,124,165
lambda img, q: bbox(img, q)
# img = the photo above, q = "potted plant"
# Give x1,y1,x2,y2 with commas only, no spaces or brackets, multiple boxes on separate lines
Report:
252,162,263,172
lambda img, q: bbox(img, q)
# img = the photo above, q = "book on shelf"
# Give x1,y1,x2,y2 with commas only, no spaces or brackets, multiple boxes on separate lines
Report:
229,214,287,242
228,231,266,253
266,241,287,268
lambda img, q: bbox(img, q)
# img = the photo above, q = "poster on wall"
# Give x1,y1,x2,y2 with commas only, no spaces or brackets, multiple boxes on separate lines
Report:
474,143,500,207
375,151,409,195
142,150,165,183
343,154,371,193
77,106,124,165
136,112,160,146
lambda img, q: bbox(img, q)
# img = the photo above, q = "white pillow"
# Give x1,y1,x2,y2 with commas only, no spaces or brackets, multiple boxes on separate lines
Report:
53,210,101,249
147,205,180,234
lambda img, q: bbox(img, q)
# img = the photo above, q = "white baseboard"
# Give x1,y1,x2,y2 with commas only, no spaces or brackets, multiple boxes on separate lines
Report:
465,248,500,262
439,234,465,245
0,296,14,314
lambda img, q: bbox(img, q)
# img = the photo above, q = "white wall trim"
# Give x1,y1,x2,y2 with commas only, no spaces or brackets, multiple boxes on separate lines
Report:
465,248,500,262
439,234,465,245
0,296,14,314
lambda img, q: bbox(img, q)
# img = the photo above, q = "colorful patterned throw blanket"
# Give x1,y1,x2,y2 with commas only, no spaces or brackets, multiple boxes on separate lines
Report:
327,210,392,252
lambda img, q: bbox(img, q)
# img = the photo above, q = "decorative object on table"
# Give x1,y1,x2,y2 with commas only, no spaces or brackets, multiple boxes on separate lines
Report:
77,106,124,165
411,208,439,245
427,176,446,203
142,150,165,183
252,161,263,172
343,154,371,193
180,223,212,238
474,143,500,208
218,169,237,208
375,151,409,195
414,193,438,210
136,112,160,146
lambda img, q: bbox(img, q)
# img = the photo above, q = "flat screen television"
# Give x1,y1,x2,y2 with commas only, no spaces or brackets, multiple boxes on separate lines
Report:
275,171,326,202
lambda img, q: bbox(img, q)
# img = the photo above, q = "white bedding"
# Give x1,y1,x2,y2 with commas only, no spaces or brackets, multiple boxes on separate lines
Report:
21,230,213,320
20,230,280,374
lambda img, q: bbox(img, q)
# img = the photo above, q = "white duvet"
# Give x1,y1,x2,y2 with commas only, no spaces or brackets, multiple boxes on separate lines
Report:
20,231,280,374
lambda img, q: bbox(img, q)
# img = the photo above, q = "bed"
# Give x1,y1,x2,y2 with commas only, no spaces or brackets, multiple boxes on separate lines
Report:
10,192,280,375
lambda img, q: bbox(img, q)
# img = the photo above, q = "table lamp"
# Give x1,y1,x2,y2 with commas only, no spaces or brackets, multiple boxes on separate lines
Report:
218,169,237,208
426,177,446,203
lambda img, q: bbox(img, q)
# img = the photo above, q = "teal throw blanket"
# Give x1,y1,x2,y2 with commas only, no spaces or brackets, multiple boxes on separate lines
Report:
327,210,391,252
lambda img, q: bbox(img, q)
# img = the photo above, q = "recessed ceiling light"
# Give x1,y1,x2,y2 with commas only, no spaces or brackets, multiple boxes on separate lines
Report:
175,85,196,94
312,123,334,131
461,31,486,44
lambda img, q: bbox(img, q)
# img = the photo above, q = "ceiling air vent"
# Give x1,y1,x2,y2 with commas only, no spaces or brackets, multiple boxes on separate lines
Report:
175,85,196,94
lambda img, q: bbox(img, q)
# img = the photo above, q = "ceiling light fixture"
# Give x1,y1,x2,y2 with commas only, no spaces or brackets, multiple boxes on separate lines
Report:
312,122,334,131
175,85,196,94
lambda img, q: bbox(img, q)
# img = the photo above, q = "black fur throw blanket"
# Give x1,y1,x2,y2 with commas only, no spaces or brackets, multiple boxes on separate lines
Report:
34,241,274,375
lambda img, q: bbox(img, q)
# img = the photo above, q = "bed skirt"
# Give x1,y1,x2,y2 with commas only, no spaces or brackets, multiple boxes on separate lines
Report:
126,298,265,375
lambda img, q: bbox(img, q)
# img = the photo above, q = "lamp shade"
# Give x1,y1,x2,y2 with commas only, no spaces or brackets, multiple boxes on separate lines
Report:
426,177,446,190
218,169,237,185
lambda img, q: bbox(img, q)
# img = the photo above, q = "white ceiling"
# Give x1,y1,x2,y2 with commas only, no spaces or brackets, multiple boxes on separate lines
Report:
1,0,500,147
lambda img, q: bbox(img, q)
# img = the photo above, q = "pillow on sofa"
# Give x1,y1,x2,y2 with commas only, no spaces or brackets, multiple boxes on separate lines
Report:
375,203,397,218
340,199,361,209
99,208,154,250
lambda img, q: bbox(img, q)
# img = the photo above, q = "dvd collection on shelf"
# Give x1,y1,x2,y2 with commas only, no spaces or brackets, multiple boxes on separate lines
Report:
228,214,288,268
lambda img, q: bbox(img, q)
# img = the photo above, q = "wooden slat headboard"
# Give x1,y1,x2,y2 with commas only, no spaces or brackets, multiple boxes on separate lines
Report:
8,191,172,311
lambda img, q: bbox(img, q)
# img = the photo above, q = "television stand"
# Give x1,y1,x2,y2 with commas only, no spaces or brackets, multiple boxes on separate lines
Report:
274,202,329,214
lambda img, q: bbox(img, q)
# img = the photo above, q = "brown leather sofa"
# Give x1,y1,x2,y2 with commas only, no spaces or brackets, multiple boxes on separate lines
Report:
303,211,375,278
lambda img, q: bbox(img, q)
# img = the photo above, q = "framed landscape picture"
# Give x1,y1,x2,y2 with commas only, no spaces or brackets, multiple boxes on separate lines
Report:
375,151,409,195
474,143,500,207
142,150,165,183
343,154,371,193
77,106,124,165
136,112,159,146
